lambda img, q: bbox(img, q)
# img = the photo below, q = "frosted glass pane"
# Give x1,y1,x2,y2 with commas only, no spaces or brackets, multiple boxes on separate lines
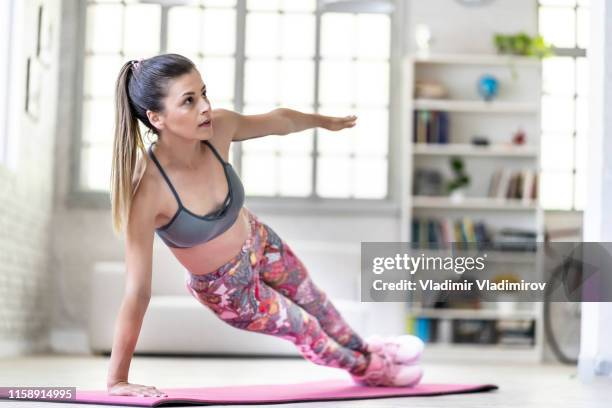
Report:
242,135,279,153
81,145,113,191
353,108,389,156
356,61,389,106
281,0,316,12
86,4,123,53
280,14,315,58
576,96,588,134
319,60,354,105
213,100,234,110
353,157,387,199
539,7,576,48
277,128,314,154
576,58,589,96
541,133,574,170
540,171,573,210
203,0,237,7
200,57,235,101
244,60,279,104
242,152,277,196
574,134,587,171
321,14,355,58
539,0,576,5
541,96,574,132
167,7,200,55
243,103,281,115
83,55,123,97
577,0,589,5
247,0,280,11
124,4,161,55
202,9,236,55
574,170,586,210
246,13,280,57
542,57,575,96
318,128,352,155
279,60,314,105
316,156,351,198
577,7,589,49
356,14,390,59
82,99,115,144
278,155,312,196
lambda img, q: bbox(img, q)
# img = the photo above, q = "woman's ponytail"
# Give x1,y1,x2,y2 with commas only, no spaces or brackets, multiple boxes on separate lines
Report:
110,61,145,236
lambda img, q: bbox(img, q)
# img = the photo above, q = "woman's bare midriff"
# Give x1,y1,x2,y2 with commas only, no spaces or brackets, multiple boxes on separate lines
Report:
166,207,252,276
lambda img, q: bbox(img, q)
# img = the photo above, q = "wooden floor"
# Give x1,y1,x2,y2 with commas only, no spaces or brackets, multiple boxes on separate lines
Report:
0,354,609,407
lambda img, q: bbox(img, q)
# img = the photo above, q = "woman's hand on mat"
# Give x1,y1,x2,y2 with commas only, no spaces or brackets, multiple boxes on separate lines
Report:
107,381,167,397
320,114,357,131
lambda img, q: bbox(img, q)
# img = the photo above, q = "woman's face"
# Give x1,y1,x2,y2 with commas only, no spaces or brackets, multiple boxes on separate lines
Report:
158,68,213,140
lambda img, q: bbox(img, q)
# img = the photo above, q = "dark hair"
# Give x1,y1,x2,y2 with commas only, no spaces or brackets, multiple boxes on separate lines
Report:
110,53,196,234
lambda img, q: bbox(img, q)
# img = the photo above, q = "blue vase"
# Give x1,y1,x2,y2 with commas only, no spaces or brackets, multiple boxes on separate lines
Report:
478,74,499,102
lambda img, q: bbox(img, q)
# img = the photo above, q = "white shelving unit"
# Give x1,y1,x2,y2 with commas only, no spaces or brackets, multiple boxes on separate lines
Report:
399,53,545,362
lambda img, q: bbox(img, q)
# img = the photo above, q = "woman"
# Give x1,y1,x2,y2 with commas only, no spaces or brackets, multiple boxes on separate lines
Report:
107,54,424,397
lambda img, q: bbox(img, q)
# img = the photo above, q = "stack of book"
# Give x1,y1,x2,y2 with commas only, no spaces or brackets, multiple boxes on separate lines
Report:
495,320,535,346
413,110,450,144
488,168,538,201
492,228,537,251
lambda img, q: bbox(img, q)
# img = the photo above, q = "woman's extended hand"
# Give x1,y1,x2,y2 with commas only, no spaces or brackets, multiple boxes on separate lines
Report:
320,115,357,131
107,381,168,397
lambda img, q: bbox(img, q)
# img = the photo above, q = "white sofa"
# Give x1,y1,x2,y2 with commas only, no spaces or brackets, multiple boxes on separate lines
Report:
88,239,376,356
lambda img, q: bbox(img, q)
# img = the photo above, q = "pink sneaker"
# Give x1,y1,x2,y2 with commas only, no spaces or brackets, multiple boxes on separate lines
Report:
366,335,424,365
351,350,423,387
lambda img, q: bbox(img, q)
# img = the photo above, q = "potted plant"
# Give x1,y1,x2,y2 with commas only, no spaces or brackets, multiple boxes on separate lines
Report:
447,157,470,202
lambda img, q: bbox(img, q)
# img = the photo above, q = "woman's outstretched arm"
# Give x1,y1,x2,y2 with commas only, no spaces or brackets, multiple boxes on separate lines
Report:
214,108,356,142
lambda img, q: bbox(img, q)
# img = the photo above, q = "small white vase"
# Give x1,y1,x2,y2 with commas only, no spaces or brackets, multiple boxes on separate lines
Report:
449,188,466,203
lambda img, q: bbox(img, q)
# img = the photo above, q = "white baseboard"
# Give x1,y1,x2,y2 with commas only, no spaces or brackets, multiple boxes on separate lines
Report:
49,329,91,355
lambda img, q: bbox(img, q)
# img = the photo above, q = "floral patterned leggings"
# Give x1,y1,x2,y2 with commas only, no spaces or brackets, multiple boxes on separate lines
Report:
185,209,370,375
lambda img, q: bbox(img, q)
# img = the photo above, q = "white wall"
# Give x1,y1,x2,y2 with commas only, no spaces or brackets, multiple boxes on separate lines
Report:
0,0,62,356
406,0,537,54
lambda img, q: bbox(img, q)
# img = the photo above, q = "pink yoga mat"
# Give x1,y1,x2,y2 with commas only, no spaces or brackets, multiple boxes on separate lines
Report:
1,380,498,406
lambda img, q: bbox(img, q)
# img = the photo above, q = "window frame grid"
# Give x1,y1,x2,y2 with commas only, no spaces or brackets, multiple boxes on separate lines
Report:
538,1,588,212
68,0,402,215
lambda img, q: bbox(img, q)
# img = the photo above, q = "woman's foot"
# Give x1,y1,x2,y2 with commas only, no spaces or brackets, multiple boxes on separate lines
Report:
350,350,423,387
366,334,424,365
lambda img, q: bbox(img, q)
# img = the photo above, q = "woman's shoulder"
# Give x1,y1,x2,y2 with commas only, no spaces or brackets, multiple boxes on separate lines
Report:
130,152,165,218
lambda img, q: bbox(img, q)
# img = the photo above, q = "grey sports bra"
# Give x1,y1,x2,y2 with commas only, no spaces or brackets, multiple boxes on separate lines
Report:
147,140,245,249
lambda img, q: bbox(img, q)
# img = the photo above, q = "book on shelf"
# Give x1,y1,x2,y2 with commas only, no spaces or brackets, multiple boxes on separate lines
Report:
411,217,537,251
411,217,491,248
488,168,538,201
413,110,449,144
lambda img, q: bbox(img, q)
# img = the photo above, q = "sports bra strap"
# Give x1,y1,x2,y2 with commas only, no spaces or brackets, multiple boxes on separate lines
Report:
147,143,184,207
203,140,227,165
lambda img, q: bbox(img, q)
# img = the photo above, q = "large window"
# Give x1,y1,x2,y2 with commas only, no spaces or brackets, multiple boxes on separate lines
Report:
77,0,392,201
539,0,589,210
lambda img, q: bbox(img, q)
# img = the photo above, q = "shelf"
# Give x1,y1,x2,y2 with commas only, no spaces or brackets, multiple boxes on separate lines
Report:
408,307,537,320
413,143,539,157
421,343,539,362
414,99,539,113
412,53,541,66
412,196,538,211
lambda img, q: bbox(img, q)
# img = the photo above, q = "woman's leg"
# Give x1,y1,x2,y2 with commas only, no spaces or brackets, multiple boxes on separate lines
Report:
185,234,369,375
257,223,369,355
